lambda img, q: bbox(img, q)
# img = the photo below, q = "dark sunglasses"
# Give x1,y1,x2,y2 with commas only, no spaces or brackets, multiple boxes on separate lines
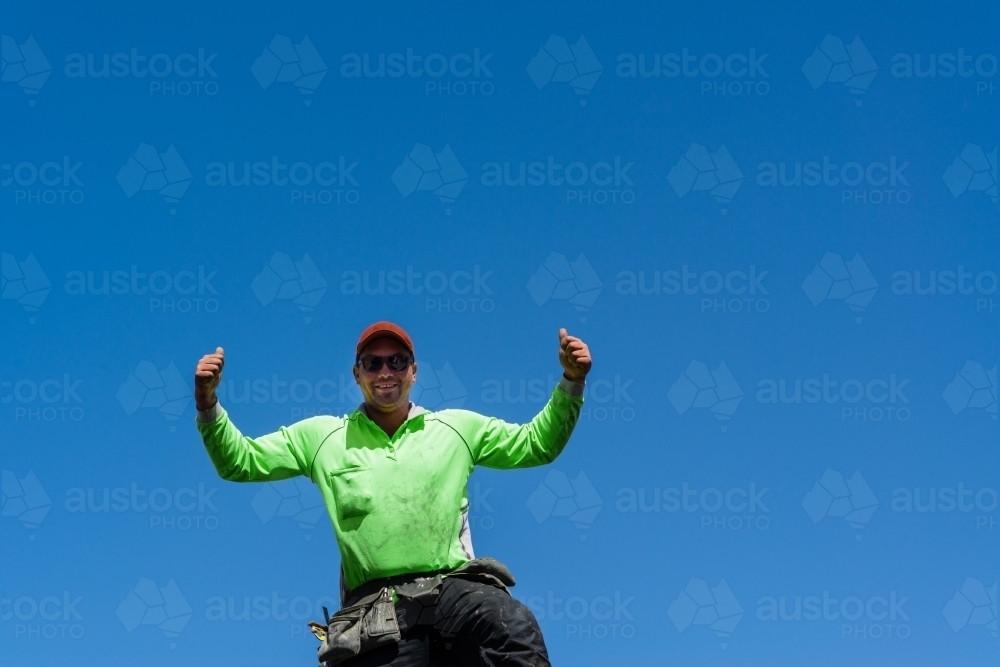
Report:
356,354,413,372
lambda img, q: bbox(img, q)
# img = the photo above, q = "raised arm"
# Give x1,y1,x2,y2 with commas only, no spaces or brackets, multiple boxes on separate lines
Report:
455,329,592,469
193,347,327,482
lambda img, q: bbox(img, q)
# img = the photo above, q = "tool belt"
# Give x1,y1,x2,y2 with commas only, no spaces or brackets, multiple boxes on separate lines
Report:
310,557,516,666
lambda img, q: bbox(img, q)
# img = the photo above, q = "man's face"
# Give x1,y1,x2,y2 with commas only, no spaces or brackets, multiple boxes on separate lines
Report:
353,337,417,414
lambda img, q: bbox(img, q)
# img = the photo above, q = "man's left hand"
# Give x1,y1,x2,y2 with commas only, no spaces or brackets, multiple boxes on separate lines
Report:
559,328,592,383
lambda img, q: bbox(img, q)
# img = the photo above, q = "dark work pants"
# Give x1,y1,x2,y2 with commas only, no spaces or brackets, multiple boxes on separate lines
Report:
338,578,550,667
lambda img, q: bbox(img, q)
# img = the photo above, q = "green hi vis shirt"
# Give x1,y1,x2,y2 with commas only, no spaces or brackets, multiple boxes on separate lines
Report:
196,378,584,591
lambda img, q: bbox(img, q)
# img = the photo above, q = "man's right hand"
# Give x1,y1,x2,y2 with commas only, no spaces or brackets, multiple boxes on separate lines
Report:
194,347,225,411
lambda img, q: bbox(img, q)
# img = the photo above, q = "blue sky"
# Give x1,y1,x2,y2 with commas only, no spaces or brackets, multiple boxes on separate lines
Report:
2,2,997,665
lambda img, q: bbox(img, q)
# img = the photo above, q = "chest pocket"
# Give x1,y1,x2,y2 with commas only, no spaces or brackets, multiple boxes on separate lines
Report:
329,466,375,520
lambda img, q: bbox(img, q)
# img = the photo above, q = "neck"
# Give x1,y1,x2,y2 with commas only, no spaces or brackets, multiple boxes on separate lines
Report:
365,402,410,438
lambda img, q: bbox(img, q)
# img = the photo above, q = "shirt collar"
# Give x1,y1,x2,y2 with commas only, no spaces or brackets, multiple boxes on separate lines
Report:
357,402,427,420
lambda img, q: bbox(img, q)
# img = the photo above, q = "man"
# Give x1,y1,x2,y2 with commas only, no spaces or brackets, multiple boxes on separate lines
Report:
193,321,591,666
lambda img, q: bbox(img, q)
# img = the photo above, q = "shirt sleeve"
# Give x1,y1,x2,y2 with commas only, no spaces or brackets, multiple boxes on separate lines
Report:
458,377,584,469
195,403,334,482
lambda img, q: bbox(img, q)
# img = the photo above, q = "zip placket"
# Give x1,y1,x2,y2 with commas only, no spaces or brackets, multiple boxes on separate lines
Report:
357,405,424,462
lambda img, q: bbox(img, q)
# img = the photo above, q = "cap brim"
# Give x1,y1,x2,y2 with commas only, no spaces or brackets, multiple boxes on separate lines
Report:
356,331,413,357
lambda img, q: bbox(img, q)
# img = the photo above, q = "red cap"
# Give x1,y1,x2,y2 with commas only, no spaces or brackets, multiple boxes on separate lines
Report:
356,321,414,359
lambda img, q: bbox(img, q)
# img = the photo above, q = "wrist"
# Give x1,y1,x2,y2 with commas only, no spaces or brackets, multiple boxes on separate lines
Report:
562,372,586,384
195,395,218,411
196,399,222,424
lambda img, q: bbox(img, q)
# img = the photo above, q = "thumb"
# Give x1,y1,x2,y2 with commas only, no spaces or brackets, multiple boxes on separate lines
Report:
558,328,567,343
215,347,224,356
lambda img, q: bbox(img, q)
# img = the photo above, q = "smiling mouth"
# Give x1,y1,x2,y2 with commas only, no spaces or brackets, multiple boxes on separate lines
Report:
374,383,397,391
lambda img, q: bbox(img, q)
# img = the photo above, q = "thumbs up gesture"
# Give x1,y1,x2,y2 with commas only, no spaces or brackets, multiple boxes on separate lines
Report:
194,347,225,410
558,329,592,383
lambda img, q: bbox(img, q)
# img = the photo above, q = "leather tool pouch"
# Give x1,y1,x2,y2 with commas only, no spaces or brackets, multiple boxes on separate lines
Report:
318,587,401,666
315,557,515,664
